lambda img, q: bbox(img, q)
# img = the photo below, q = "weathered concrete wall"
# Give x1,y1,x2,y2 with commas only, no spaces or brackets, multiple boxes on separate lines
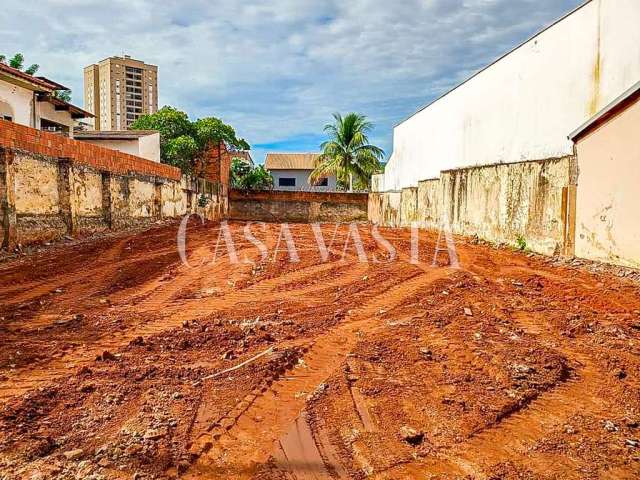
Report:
574,93,640,268
400,187,418,227
371,174,384,193
381,191,402,228
229,189,368,223
71,165,105,234
14,153,60,215
368,192,383,225
441,157,575,255
108,175,130,229
417,179,441,230
128,178,155,218
370,157,576,256
384,0,640,190
161,181,186,219
1,149,224,248
12,152,65,243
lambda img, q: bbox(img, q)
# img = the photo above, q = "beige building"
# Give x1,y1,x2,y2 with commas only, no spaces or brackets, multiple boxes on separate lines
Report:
265,153,337,191
570,81,640,268
74,130,161,163
0,62,92,138
84,55,158,131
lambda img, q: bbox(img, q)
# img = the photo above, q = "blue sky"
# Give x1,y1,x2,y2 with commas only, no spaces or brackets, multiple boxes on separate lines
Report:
1,0,584,164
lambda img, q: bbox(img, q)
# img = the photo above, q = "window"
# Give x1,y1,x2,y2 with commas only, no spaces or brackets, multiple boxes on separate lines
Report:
115,80,121,129
315,177,329,187
278,177,296,187
0,100,14,122
40,119,70,137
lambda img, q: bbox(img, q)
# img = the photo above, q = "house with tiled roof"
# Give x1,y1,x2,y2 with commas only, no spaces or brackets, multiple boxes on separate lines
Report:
264,153,337,191
0,62,92,138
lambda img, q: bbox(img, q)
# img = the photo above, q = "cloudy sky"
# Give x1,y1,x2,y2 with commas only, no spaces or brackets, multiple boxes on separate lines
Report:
1,0,583,163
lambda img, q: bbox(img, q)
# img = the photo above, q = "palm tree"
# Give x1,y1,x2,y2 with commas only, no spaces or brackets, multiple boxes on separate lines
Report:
310,113,384,191
0,53,39,75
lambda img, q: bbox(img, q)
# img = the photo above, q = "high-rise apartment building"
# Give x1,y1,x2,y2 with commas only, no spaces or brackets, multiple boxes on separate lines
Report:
83,55,158,131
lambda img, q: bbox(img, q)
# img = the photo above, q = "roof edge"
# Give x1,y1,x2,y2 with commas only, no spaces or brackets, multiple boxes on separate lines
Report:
569,80,640,141
394,0,595,128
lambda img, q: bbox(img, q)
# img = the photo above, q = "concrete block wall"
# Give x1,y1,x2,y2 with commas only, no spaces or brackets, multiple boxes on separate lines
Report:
417,179,441,230
441,157,576,255
370,156,577,256
400,187,419,226
0,120,226,248
229,189,368,223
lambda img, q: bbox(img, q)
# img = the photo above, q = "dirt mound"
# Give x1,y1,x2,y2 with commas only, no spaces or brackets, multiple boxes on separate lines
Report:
0,222,639,479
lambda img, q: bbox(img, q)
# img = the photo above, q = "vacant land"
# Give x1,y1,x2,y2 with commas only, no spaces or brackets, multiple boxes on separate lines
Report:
0,221,639,479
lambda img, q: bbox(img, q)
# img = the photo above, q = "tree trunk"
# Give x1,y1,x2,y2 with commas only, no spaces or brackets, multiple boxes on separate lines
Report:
349,172,353,192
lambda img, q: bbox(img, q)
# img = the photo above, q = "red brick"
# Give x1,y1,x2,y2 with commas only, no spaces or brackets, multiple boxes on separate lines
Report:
0,119,181,181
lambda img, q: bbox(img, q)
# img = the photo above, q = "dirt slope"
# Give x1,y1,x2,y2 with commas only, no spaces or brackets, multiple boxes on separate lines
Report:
0,221,638,480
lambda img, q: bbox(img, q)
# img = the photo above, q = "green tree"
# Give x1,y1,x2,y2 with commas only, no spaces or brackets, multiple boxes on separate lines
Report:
1,53,73,100
0,53,39,75
130,106,193,162
53,90,72,102
130,106,250,174
230,158,273,190
165,135,199,173
310,113,384,191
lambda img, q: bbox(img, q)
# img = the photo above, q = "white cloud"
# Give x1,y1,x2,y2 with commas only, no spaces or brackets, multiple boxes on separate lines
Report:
0,0,583,160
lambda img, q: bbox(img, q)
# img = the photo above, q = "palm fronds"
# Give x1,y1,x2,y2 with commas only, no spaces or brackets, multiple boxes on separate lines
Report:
311,112,384,191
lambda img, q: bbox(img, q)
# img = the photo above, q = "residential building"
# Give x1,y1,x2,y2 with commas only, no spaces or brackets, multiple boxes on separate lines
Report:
0,62,92,138
231,150,254,166
264,153,337,191
84,55,158,131
74,130,161,162
381,0,640,191
569,80,640,268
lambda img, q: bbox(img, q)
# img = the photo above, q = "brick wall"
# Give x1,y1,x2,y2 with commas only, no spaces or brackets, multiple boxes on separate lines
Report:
229,189,368,223
0,119,180,181
0,121,227,248
200,141,231,188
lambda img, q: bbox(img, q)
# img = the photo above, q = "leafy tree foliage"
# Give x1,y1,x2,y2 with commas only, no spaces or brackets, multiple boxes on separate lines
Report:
53,90,72,102
230,158,273,190
311,113,384,191
1,53,74,100
0,53,39,75
130,106,250,174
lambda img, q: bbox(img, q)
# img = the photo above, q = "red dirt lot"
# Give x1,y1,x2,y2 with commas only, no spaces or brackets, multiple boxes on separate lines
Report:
0,221,639,480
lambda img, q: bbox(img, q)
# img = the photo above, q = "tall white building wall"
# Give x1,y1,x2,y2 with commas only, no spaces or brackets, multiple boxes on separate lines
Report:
383,0,640,191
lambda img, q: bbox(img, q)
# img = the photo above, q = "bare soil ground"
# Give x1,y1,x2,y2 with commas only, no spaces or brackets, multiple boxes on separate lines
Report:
0,221,639,480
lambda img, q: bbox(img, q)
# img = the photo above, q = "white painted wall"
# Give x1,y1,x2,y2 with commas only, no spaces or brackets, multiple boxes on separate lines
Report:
270,169,338,191
0,79,78,137
36,101,76,138
0,81,34,126
138,132,161,162
383,0,640,191
76,133,161,162
79,138,139,157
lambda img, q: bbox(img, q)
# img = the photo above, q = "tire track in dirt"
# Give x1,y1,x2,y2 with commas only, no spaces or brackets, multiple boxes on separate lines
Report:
376,304,612,479
0,238,130,309
184,266,453,479
0,246,368,402
3,239,135,333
